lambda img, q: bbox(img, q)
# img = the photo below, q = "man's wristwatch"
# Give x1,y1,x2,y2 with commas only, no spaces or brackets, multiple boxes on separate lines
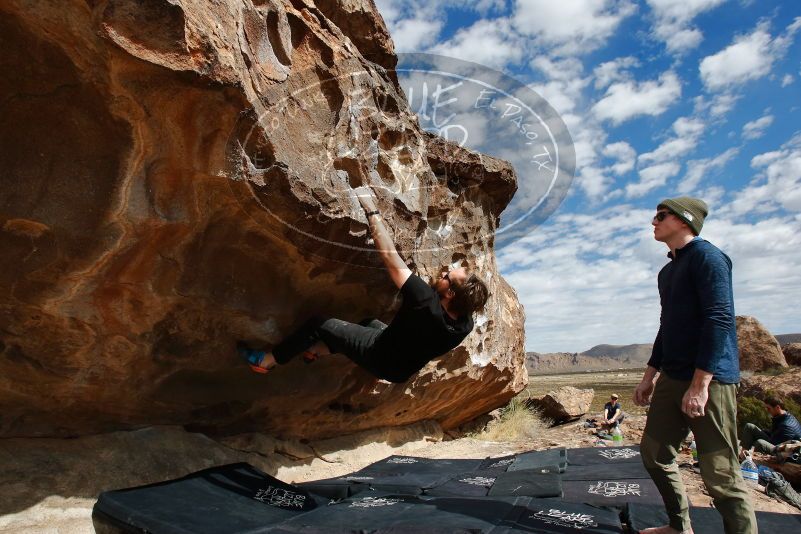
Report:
365,210,380,218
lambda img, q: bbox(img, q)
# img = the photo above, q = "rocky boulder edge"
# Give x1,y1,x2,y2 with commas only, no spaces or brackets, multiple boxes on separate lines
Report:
527,386,595,424
0,0,526,439
736,316,788,372
782,343,801,367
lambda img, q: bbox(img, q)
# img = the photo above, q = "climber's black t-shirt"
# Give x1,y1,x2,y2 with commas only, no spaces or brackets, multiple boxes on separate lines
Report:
370,274,473,382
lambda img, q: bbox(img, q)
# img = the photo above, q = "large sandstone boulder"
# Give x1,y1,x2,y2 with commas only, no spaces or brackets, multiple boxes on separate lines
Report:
737,316,787,372
529,386,594,424
739,368,801,405
782,343,801,366
0,0,526,438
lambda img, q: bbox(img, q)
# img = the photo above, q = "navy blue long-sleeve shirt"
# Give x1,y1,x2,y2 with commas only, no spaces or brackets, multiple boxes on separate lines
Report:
647,237,740,384
768,413,801,445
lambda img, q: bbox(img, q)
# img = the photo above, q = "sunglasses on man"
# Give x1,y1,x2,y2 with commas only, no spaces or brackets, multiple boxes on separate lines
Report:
653,210,672,222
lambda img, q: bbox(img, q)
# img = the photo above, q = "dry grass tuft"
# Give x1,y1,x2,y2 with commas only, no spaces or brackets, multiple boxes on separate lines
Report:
474,397,551,442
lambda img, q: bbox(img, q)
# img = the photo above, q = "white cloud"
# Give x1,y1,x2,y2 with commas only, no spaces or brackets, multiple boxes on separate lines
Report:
782,74,795,87
531,56,585,82
693,92,741,118
742,113,774,140
512,0,637,55
593,56,639,89
593,71,682,125
374,0,401,23
528,59,589,116
678,147,739,193
604,141,637,175
497,208,668,352
729,131,801,215
672,116,706,137
374,0,447,52
577,166,614,199
429,18,524,68
627,162,681,198
700,215,801,335
391,18,445,51
473,0,508,15
646,0,727,53
699,19,801,91
639,138,698,165
498,202,801,352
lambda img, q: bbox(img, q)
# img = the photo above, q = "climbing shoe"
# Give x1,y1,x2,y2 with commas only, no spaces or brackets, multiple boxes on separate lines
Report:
237,341,270,374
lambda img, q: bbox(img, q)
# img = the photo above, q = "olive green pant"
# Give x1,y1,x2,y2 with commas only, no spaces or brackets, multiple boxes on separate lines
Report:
740,423,776,454
640,375,757,533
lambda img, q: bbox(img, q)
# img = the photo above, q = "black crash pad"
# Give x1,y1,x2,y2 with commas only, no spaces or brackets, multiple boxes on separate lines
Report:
513,497,624,533
298,476,360,500
561,461,651,481
300,471,453,498
488,468,562,498
626,503,801,533
566,446,642,466
355,456,483,476
92,463,317,534
562,478,663,506
424,471,498,497
299,457,480,499
508,448,567,473
272,492,530,533
477,454,516,473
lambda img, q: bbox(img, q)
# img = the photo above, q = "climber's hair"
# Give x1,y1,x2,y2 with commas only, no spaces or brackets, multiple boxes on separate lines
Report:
764,396,784,409
450,272,489,317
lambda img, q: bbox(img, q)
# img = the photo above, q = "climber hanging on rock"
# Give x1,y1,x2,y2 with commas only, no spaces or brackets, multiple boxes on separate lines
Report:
238,186,489,383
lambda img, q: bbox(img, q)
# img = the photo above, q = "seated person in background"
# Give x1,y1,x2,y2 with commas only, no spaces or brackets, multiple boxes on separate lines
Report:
740,395,801,455
601,393,625,428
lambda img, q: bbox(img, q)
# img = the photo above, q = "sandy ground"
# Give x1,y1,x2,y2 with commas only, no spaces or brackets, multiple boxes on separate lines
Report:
1,415,797,533
277,415,799,515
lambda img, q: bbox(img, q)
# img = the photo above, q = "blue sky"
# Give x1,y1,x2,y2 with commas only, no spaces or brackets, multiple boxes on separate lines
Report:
375,0,801,352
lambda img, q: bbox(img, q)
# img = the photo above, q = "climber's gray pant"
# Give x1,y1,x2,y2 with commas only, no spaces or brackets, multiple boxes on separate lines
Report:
272,316,386,369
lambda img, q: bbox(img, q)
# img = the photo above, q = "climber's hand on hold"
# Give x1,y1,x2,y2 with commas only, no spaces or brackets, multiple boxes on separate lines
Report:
354,186,377,213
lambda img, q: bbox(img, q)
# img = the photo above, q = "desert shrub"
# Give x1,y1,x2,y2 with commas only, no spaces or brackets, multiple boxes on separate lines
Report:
737,396,771,432
475,397,551,442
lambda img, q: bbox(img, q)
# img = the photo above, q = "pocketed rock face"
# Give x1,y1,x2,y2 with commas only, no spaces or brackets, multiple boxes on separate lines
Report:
782,343,801,366
0,0,526,438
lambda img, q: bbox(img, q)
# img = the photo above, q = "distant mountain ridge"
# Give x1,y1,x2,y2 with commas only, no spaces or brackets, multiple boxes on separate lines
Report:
526,343,652,374
581,343,653,360
776,333,801,345
529,332,801,374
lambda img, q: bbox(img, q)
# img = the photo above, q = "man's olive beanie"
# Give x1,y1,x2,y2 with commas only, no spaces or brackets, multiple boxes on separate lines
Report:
658,196,708,235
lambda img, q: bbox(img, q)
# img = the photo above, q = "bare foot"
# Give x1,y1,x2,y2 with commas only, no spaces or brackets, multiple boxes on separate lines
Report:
640,526,693,534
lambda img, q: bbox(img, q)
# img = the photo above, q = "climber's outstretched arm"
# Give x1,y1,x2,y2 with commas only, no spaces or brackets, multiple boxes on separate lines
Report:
355,187,412,289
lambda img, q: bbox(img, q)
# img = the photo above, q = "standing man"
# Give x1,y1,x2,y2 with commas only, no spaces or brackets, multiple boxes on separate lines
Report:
740,396,801,455
633,197,756,534
238,187,489,383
